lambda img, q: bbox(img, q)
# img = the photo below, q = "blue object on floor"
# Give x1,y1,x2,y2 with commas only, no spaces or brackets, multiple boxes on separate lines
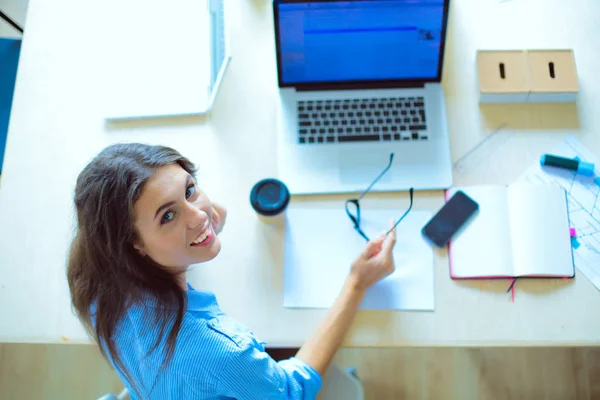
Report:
346,366,359,380
0,37,21,173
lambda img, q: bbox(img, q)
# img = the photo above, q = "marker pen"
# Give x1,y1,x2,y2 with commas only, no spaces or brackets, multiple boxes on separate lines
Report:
540,154,595,176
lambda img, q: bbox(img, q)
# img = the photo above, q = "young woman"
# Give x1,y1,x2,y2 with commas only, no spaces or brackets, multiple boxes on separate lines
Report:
67,143,397,399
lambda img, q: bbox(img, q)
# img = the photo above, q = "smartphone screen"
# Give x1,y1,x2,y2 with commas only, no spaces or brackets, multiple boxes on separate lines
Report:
422,191,479,247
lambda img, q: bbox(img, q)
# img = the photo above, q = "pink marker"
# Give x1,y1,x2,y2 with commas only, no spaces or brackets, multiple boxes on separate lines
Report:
570,228,577,237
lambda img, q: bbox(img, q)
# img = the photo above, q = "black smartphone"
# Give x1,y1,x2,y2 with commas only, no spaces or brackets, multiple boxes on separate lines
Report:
422,191,479,247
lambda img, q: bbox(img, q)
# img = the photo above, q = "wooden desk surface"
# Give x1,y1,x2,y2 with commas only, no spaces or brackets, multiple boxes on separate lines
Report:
1,0,599,346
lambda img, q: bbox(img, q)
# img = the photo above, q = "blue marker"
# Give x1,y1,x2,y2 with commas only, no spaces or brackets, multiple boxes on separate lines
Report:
540,154,595,176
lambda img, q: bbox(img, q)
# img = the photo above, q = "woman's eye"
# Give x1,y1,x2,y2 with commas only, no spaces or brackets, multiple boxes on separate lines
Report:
185,184,196,199
161,211,175,225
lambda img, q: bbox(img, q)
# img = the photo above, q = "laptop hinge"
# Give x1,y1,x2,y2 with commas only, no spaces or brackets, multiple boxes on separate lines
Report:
295,81,427,92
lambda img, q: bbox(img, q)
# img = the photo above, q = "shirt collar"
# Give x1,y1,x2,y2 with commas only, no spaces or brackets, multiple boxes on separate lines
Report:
186,283,221,313
140,283,221,314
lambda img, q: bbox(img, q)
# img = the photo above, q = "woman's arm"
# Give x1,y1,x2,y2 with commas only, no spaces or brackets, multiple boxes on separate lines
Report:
294,276,366,376
295,227,397,376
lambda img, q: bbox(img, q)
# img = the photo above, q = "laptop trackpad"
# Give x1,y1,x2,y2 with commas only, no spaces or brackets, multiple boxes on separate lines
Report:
339,151,393,184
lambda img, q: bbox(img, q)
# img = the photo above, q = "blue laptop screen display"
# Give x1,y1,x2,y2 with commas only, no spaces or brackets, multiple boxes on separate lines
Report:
277,0,445,85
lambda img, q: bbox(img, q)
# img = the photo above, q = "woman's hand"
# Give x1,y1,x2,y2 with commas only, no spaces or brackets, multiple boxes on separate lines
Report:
348,221,397,292
295,221,397,376
211,202,227,235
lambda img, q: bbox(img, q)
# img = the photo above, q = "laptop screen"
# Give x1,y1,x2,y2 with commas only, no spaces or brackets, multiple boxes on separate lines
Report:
275,0,447,86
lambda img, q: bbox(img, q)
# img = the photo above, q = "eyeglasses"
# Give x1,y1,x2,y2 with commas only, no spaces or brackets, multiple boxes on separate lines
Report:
345,153,414,241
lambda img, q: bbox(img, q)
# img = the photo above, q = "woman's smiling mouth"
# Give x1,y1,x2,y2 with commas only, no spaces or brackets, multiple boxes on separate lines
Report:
190,225,214,247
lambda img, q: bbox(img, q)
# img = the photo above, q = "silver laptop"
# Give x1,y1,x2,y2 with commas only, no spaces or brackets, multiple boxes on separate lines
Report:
274,0,453,195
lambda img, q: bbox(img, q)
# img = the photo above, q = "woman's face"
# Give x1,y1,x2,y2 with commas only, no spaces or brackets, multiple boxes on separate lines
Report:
132,163,221,269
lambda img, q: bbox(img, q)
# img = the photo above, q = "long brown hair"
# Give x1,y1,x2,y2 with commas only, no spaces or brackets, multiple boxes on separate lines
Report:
67,143,197,395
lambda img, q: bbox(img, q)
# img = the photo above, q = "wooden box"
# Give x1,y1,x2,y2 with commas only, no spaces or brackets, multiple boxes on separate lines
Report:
477,50,530,103
527,50,578,102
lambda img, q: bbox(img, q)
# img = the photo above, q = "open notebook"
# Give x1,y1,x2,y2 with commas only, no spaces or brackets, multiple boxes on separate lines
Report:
447,185,575,279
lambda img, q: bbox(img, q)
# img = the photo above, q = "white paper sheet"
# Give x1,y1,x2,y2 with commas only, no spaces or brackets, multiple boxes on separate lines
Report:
516,134,600,290
283,206,434,310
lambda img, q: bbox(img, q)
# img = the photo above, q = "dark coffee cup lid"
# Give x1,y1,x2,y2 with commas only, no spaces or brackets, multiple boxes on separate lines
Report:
250,179,290,216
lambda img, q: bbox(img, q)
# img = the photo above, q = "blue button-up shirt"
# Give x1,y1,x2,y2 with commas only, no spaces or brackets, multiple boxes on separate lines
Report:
102,284,322,399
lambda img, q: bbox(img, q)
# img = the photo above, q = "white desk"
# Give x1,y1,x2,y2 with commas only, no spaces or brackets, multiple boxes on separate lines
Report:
1,0,599,346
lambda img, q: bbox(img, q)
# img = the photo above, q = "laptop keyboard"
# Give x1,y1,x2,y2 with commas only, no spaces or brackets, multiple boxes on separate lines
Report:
297,97,428,144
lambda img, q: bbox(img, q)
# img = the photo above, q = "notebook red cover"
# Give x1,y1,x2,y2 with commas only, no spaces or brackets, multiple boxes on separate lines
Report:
445,188,575,280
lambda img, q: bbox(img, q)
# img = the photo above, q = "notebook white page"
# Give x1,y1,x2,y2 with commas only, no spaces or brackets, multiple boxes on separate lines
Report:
508,185,574,277
449,186,514,278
